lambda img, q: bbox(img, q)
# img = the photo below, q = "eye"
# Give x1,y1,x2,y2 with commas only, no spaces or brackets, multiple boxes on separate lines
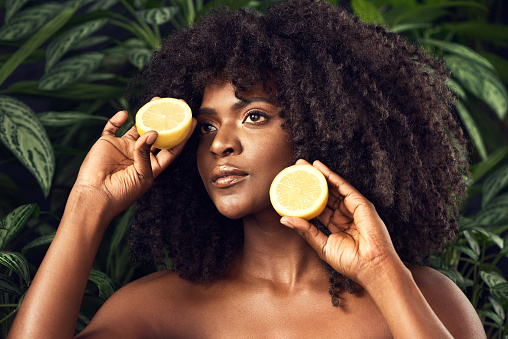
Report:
198,122,217,135
243,111,268,124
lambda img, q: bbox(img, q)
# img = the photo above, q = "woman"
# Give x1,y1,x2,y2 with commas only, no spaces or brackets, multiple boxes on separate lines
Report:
9,0,486,337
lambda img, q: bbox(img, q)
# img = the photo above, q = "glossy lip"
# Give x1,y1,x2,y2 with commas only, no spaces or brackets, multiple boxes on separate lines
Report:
210,165,248,188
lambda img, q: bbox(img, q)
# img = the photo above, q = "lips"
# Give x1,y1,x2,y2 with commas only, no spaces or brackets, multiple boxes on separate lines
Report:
210,165,248,188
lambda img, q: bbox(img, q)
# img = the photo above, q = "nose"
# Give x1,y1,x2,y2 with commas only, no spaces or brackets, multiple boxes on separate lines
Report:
209,124,242,157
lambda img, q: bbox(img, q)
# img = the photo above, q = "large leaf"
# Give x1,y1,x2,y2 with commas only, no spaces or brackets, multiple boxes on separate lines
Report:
482,165,508,207
88,269,115,300
45,19,107,72
136,7,180,25
0,251,30,285
22,233,55,255
388,2,487,26
4,0,30,23
351,0,385,25
445,55,508,120
469,147,508,184
127,48,152,69
0,204,37,251
0,3,63,41
0,7,77,87
88,0,118,12
480,271,507,288
38,111,108,127
443,22,508,47
72,36,109,50
455,101,487,160
476,194,508,226
488,296,506,322
421,39,495,72
0,96,55,197
490,283,508,302
39,53,104,91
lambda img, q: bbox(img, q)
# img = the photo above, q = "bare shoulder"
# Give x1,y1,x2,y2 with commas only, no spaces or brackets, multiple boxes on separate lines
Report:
408,265,486,339
76,270,191,338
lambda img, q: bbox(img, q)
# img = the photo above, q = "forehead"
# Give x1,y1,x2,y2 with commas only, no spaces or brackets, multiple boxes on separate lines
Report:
199,81,275,109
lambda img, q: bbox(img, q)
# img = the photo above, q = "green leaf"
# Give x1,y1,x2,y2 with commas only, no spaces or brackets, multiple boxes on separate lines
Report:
480,309,504,326
1,81,123,100
351,0,385,25
136,7,180,25
64,0,97,9
445,55,508,120
21,233,55,255
421,39,495,72
463,230,480,256
0,96,55,197
490,283,508,302
39,52,104,90
197,0,253,22
482,165,508,207
455,101,487,160
469,226,504,249
0,273,23,295
72,35,109,50
476,196,508,226
127,48,152,69
469,147,508,183
488,296,505,321
88,269,115,300
0,7,77,87
88,0,118,12
38,111,108,127
5,0,30,23
480,271,507,288
389,2,487,26
389,23,432,33
0,204,37,251
453,244,478,261
436,267,466,290
443,22,508,47
107,206,134,274
45,19,107,72
0,3,63,41
446,79,467,100
0,251,30,285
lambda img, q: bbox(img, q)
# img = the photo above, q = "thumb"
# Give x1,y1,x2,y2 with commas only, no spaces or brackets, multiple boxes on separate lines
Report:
280,216,328,260
134,131,157,183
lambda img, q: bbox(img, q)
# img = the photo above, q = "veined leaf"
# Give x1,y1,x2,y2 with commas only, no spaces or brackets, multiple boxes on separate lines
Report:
476,200,508,226
72,36,109,50
0,96,55,197
389,23,432,33
88,0,118,12
454,101,487,161
480,310,504,326
0,3,63,41
0,273,23,295
490,283,508,302
5,0,30,23
136,7,180,25
88,269,115,300
351,0,385,25
64,0,97,9
38,111,108,127
443,22,508,47
39,52,104,90
445,55,508,120
463,230,480,257
127,48,152,69
0,7,76,87
453,244,478,261
436,267,466,290
421,39,495,72
482,165,508,207
488,296,506,321
21,233,55,255
0,204,37,251
1,81,123,100
0,251,30,285
133,0,148,9
480,271,507,288
45,19,107,72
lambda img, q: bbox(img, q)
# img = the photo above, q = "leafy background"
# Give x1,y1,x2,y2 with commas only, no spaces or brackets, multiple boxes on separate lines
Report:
0,0,507,337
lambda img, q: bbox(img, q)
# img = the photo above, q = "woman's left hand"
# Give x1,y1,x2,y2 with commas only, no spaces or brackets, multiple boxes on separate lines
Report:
280,159,401,287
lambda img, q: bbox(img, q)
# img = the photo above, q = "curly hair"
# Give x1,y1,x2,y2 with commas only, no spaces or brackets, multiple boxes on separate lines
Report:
129,0,468,306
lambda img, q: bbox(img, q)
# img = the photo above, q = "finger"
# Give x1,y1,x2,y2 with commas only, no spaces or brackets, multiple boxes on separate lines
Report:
280,216,329,260
123,124,140,141
150,96,161,101
133,131,158,184
102,111,128,137
151,118,197,179
295,158,311,165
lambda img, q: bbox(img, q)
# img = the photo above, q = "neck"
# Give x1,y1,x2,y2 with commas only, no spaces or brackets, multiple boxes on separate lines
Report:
231,210,325,289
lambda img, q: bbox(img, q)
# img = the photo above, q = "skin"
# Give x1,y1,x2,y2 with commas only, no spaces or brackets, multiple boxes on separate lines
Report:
8,82,486,339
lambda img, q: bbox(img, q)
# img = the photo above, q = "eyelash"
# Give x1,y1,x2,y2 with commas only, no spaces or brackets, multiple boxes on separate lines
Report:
198,111,270,135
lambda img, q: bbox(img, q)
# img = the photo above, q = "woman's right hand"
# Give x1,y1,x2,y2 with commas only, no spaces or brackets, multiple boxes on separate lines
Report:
73,106,197,223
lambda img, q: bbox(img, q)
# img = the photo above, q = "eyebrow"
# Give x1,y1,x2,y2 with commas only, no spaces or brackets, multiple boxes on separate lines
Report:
198,96,275,116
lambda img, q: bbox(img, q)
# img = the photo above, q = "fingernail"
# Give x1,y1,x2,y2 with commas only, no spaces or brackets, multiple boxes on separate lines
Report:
280,217,293,228
146,133,157,145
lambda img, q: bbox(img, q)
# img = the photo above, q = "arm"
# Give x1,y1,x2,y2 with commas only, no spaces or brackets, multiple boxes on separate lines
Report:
280,159,486,339
8,109,196,338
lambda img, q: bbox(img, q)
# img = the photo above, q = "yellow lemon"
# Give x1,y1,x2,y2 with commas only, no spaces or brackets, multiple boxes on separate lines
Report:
270,164,329,220
135,98,192,149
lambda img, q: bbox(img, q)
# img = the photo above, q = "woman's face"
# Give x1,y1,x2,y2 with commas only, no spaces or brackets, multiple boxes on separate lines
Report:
196,81,294,219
